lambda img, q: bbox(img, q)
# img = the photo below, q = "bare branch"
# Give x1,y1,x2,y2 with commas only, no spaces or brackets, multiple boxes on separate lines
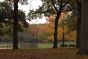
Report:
51,0,59,12
60,0,63,7
61,0,69,9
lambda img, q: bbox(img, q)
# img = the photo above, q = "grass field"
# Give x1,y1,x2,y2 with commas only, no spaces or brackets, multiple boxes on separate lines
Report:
0,42,76,49
0,43,53,49
0,48,88,59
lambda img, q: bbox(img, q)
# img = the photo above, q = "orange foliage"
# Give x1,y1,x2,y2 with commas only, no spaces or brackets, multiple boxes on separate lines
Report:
26,12,77,41
47,12,77,41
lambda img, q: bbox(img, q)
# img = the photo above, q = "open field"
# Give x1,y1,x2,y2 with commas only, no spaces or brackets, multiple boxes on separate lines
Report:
0,43,53,49
0,42,76,49
0,48,88,59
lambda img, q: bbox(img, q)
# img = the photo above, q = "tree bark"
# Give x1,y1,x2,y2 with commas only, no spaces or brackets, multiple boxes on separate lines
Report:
78,0,88,54
53,11,61,48
76,0,81,48
13,0,19,49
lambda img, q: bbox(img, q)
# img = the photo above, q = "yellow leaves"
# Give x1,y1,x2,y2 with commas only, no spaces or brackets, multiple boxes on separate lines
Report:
58,26,77,41
48,15,55,23
26,11,77,41
51,9,56,15
48,12,77,41
48,35,54,41
58,27,63,40
65,31,77,41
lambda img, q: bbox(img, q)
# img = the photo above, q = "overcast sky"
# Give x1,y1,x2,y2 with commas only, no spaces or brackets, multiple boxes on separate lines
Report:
0,0,4,2
18,0,43,15
0,0,47,24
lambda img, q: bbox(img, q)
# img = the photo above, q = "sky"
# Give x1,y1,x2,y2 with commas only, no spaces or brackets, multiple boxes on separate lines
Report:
0,0,4,2
18,0,43,15
0,0,47,24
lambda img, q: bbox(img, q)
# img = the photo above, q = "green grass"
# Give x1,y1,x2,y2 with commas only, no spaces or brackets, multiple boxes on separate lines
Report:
38,43,53,48
0,42,76,49
0,44,12,49
0,43,53,49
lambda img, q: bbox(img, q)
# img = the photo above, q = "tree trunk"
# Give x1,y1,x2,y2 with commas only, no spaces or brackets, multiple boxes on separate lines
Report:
62,25,65,47
78,0,88,54
76,0,81,48
53,11,61,48
13,0,19,49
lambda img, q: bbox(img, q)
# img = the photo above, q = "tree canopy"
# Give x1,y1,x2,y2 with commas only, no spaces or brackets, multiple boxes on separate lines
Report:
28,0,77,20
0,2,28,36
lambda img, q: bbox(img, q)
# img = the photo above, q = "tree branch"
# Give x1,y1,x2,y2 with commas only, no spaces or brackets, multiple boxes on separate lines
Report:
60,0,63,7
51,0,59,12
61,0,69,9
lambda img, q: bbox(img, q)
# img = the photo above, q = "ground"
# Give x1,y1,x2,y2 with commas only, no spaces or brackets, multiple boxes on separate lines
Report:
0,48,88,59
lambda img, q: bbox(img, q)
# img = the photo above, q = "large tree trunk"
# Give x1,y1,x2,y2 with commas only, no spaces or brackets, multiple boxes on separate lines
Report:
13,0,19,49
76,0,81,48
79,0,88,54
53,11,61,48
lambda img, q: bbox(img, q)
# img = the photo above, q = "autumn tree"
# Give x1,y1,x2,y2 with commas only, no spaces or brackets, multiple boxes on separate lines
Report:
60,12,77,43
28,0,77,48
13,0,28,49
48,11,77,47
1,0,29,49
